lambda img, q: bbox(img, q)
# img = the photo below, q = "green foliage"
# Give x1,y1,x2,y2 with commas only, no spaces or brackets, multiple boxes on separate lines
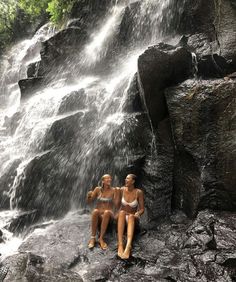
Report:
18,0,78,24
18,0,49,17
0,0,78,53
47,0,77,24
0,0,17,53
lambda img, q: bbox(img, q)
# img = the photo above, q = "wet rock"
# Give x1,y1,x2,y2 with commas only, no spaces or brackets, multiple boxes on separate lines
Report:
197,54,234,78
7,210,40,235
137,44,193,128
38,27,88,77
57,89,86,114
11,150,78,217
19,77,44,99
27,61,40,78
3,111,22,135
166,79,236,217
123,74,144,113
3,252,83,281
43,111,87,150
178,0,236,69
0,159,21,210
2,210,236,281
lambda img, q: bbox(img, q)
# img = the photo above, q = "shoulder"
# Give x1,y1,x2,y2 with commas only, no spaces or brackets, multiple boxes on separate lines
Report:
93,187,101,193
136,189,143,196
112,186,120,190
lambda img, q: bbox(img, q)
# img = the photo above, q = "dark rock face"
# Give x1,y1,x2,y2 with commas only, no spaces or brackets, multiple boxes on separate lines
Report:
2,210,236,281
11,150,78,217
0,159,21,210
178,0,236,74
166,79,236,217
18,77,44,99
138,44,193,128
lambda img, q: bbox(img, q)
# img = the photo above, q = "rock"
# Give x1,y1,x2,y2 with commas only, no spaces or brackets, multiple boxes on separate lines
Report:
166,79,236,217
2,210,235,281
3,111,22,135
27,61,40,78
137,44,193,128
2,252,83,282
19,77,44,100
6,210,40,235
43,111,88,150
197,54,234,78
38,27,88,78
122,73,144,113
178,0,236,69
57,89,86,114
11,150,78,217
141,135,174,221
0,159,21,210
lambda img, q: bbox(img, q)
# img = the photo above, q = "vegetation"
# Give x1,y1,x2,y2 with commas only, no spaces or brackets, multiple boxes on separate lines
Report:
0,0,78,54
19,0,77,24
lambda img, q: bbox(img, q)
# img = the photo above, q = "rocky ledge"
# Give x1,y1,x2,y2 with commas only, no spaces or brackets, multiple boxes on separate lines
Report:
1,209,236,281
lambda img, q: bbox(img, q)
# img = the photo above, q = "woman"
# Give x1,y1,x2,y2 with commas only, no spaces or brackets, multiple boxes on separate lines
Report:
117,174,144,259
87,174,119,250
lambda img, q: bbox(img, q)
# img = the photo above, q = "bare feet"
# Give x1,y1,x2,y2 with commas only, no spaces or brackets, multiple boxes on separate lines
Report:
121,244,131,259
88,237,96,249
117,243,124,258
98,238,108,250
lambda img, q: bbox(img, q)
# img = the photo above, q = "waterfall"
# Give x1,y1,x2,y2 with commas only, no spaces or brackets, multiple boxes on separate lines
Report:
0,0,182,258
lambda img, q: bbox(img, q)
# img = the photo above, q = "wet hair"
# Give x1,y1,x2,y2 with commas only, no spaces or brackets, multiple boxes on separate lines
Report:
128,174,137,184
99,174,112,192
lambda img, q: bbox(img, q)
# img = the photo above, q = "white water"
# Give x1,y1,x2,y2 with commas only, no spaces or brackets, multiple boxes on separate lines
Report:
0,0,178,259
0,210,22,259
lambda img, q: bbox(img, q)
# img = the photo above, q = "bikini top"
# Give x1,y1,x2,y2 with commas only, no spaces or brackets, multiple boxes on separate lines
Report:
121,188,139,208
97,187,113,203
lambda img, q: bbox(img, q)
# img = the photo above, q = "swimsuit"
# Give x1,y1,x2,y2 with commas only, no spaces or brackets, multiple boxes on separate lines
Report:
97,187,113,203
121,188,139,222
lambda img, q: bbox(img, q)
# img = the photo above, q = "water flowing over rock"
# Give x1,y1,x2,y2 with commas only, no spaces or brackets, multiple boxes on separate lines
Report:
0,0,236,280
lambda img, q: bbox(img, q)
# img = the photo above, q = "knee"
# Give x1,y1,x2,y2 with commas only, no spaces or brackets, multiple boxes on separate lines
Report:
92,209,99,217
128,214,135,220
104,210,112,217
118,210,126,217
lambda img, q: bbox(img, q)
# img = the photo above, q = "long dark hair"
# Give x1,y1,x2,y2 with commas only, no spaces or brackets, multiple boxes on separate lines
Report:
128,174,137,186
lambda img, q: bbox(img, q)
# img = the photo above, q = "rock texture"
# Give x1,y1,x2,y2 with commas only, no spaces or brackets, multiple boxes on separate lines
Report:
178,0,236,76
2,210,236,281
166,79,236,217
138,44,193,128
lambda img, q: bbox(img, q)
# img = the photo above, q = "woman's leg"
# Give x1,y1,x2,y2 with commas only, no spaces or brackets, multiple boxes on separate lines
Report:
117,210,126,257
122,214,135,259
88,209,100,248
99,210,113,249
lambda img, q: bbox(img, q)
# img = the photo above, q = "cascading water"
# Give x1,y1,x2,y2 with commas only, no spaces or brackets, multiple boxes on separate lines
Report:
0,0,183,259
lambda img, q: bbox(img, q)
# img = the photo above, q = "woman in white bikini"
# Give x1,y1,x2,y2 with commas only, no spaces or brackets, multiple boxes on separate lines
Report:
117,174,144,259
87,174,119,250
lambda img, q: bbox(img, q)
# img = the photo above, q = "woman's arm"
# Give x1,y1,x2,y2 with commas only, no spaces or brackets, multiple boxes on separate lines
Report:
113,187,121,209
135,189,144,218
86,187,100,204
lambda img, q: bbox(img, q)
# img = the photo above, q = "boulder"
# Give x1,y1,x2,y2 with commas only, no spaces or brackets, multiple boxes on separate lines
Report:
27,61,40,78
178,0,236,69
38,27,88,77
2,210,236,281
6,210,40,235
43,111,88,150
11,150,78,217
137,44,193,128
0,159,21,210
18,77,44,100
166,79,236,217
